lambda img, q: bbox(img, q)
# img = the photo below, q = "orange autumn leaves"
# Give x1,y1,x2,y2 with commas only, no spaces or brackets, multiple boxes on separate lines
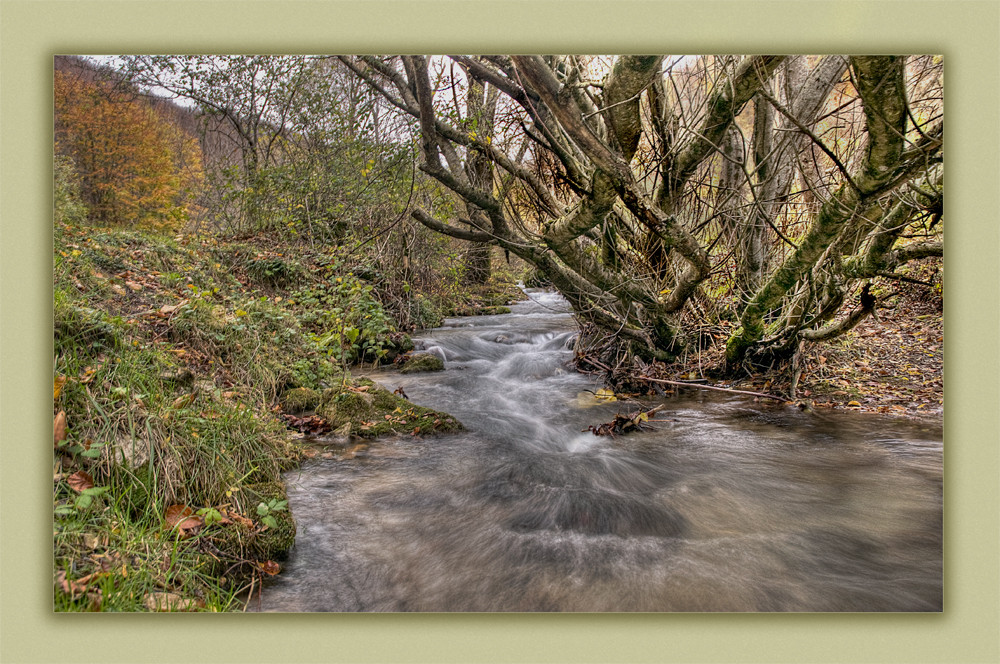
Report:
54,70,204,230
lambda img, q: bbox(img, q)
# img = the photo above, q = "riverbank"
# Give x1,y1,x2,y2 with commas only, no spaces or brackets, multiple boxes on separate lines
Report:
630,278,943,422
52,223,520,611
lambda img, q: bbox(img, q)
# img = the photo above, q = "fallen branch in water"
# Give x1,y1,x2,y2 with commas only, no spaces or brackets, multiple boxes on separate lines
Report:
586,405,665,437
639,377,791,403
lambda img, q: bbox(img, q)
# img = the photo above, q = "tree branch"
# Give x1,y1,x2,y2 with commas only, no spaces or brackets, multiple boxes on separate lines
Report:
411,208,494,243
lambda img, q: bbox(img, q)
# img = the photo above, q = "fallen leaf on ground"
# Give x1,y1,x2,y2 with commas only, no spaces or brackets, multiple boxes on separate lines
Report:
260,561,281,576
54,411,67,444
67,470,94,493
164,504,203,535
54,376,67,400
56,570,106,599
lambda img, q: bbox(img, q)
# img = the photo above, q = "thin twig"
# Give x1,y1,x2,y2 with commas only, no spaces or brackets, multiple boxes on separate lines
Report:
640,376,791,402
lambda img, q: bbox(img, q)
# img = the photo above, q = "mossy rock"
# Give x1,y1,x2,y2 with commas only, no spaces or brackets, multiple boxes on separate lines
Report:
400,353,445,374
313,378,464,438
317,388,376,428
279,387,321,414
378,332,415,363
347,378,463,437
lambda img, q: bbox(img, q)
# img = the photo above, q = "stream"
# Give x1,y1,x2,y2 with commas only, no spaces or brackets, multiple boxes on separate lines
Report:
259,289,942,612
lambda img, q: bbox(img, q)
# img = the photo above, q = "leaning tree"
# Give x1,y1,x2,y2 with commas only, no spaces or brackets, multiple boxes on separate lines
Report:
340,54,942,375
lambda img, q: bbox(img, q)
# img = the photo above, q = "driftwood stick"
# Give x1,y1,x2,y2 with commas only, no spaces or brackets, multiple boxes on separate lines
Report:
577,354,612,372
639,377,791,402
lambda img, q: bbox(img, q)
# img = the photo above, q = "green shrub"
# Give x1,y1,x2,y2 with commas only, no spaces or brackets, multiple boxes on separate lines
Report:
293,275,398,365
409,295,443,329
245,256,303,288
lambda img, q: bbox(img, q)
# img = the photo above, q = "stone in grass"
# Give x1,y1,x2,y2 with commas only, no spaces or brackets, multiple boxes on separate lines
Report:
279,387,321,414
399,353,444,374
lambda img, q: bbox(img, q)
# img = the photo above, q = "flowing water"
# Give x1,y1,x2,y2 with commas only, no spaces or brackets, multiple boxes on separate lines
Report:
259,289,942,612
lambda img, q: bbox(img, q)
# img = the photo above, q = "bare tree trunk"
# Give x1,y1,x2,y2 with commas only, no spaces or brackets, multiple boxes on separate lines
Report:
460,68,498,285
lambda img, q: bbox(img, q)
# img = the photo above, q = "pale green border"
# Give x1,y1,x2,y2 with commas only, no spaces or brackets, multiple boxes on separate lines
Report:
2,1,997,662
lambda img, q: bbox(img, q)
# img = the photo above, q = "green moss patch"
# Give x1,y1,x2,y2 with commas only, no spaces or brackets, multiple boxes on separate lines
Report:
280,387,321,414
399,353,445,374
314,379,462,437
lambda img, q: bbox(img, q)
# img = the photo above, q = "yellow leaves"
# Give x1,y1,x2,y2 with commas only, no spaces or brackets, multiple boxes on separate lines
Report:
54,376,67,400
54,69,201,231
847,400,862,407
594,388,617,402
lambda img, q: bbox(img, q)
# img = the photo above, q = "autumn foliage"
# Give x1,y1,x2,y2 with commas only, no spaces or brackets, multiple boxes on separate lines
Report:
54,69,204,230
